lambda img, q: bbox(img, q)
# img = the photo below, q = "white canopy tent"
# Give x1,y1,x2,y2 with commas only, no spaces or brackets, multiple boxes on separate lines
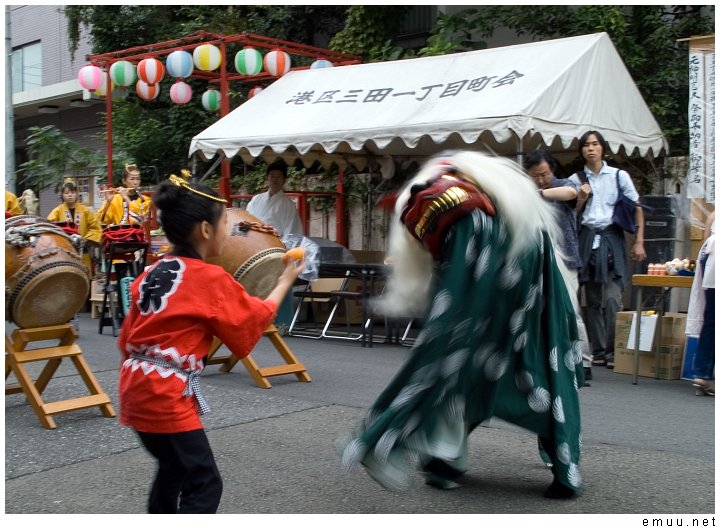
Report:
189,32,667,171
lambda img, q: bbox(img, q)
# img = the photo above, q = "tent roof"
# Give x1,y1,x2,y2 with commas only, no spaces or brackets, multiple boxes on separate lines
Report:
189,32,668,170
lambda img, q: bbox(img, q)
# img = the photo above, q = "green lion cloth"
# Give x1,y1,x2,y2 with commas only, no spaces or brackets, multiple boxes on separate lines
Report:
339,210,584,493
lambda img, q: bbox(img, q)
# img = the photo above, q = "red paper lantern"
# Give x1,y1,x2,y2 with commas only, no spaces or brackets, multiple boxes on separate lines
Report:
137,58,165,86
135,80,160,101
248,86,264,99
263,49,291,77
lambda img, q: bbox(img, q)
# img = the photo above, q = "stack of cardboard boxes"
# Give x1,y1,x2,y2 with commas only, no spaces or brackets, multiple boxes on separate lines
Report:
613,311,687,380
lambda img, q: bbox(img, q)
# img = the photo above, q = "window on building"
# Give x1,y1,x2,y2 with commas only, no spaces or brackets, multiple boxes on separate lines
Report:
12,42,42,93
397,6,436,39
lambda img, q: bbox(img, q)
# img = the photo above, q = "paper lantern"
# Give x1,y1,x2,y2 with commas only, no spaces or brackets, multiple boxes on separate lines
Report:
166,50,194,79
95,74,115,98
109,61,137,87
248,86,263,99
234,47,263,75
193,44,222,72
100,84,128,101
111,87,129,102
202,89,221,111
170,80,192,105
137,58,165,86
263,49,291,77
310,59,334,69
77,65,103,91
135,80,160,101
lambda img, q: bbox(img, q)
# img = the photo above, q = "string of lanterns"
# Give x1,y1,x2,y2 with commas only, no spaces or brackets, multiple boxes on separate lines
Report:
77,44,335,110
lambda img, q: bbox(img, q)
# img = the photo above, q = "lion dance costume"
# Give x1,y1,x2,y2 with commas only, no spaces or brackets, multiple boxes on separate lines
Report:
338,151,584,498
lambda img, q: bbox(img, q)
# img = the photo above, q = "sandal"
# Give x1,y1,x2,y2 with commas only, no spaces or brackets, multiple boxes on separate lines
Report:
693,379,715,396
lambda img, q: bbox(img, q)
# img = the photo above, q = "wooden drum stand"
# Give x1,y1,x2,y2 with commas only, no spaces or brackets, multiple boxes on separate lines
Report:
5,323,115,429
206,324,311,389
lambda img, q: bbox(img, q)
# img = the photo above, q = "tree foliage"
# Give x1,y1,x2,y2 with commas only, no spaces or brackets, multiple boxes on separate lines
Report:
17,125,107,193
329,5,411,61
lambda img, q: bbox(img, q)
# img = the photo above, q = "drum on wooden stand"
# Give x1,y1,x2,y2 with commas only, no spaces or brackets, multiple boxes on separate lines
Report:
5,216,89,328
206,208,286,298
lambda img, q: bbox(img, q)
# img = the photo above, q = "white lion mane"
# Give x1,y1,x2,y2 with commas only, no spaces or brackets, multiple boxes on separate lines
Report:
376,150,576,317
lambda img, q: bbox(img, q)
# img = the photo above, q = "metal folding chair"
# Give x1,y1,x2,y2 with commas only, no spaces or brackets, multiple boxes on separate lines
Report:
288,275,363,340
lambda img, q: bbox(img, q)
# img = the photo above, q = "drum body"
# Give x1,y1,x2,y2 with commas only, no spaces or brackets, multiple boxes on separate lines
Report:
206,208,286,298
5,216,89,328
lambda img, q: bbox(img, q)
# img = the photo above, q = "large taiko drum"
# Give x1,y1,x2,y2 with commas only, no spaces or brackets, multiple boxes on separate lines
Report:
5,216,89,328
206,208,286,298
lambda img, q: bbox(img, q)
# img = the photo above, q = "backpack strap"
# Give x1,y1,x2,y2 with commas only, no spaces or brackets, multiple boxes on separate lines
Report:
575,170,590,219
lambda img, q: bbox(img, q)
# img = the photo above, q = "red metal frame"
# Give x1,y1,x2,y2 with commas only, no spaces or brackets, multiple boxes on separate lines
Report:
86,31,360,246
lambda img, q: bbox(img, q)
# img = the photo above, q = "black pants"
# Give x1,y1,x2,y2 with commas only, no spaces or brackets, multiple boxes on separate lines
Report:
137,429,223,514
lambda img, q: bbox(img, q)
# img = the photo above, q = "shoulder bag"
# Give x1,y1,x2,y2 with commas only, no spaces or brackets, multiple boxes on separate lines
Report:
576,169,638,233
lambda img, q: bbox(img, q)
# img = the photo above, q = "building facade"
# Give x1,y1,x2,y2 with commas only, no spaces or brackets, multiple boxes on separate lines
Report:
8,4,106,215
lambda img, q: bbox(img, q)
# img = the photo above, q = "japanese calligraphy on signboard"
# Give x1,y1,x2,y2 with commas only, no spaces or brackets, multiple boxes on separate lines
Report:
688,50,715,203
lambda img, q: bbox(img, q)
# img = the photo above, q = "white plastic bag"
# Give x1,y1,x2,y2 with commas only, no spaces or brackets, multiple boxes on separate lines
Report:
282,234,320,281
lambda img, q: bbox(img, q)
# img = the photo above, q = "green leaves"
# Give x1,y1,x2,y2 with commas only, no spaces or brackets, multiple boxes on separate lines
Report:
17,125,106,192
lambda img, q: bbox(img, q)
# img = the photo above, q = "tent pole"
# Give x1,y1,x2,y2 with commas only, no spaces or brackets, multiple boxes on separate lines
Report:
516,135,524,167
218,41,232,201
198,154,226,183
106,61,115,186
336,167,348,247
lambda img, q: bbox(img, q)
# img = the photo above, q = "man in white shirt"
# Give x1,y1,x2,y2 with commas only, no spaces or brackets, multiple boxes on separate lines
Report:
245,160,304,334
246,161,304,238
570,130,646,370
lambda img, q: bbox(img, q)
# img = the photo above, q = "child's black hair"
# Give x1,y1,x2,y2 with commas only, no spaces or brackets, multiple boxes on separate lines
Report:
153,179,225,256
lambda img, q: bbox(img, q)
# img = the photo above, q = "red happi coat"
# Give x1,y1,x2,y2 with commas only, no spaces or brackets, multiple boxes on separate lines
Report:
118,255,277,433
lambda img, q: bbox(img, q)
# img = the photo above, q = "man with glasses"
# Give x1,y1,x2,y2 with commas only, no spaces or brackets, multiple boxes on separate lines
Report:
524,149,591,383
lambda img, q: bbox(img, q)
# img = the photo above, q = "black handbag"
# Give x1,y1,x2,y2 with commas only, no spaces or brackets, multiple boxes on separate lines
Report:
611,170,638,234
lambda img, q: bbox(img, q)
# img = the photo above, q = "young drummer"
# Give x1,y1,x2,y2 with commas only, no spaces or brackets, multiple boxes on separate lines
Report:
117,175,304,513
98,163,152,226
47,181,103,275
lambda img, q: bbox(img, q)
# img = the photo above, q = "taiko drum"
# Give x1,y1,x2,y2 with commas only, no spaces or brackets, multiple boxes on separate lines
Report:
5,216,89,328
206,208,286,298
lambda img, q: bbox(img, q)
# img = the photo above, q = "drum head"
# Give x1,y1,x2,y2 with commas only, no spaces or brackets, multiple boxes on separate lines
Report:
9,265,89,328
233,251,285,298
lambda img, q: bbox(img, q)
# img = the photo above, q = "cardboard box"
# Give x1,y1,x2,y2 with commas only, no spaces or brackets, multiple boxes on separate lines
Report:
90,279,104,295
613,311,686,379
689,199,714,229
614,311,687,351
614,346,683,379
690,224,706,241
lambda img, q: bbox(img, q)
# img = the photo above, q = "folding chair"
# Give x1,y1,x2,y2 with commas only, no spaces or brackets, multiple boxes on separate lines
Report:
288,275,363,340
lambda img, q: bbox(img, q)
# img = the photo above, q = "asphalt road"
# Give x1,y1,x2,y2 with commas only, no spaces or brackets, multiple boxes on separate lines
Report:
4,311,715,523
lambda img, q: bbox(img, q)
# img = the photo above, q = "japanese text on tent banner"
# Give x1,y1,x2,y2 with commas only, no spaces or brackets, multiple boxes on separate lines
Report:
285,70,524,105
